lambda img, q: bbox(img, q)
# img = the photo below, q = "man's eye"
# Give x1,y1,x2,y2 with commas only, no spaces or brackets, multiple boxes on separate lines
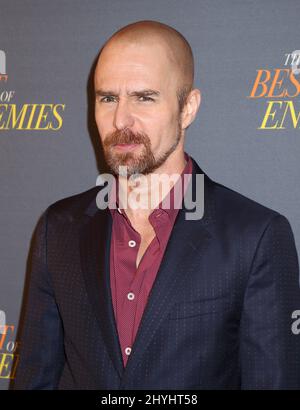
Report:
138,96,154,102
99,96,116,103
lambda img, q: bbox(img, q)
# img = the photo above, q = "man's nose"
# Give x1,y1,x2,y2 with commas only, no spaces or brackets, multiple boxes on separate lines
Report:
113,99,134,130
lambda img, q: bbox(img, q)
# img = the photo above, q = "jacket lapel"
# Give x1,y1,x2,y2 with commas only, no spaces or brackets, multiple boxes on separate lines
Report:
80,203,125,379
79,157,216,383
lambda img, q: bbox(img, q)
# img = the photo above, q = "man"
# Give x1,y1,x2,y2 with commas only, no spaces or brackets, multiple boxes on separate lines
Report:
12,20,300,389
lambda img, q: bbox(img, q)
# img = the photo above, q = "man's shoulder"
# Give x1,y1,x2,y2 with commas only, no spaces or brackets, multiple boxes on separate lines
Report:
45,185,101,222
208,177,286,231
192,157,284,229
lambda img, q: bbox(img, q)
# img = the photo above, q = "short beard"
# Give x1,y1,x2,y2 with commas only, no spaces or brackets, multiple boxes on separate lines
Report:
102,118,182,178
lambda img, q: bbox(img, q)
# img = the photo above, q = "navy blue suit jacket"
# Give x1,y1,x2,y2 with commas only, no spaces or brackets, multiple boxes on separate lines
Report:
12,156,300,389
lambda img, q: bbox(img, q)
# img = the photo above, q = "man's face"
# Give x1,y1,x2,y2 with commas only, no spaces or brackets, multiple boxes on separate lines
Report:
94,40,184,177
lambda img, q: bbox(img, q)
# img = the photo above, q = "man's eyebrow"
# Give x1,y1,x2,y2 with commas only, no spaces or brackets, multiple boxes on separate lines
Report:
128,89,160,97
95,89,160,97
95,89,117,97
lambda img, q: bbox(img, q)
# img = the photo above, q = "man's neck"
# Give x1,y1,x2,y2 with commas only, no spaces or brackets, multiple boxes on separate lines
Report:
117,150,187,223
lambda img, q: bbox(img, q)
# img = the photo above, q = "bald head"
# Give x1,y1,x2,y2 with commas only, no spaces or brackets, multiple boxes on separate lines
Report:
97,20,194,111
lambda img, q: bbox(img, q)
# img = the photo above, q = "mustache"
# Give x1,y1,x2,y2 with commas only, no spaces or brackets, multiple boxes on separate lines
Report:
103,129,149,147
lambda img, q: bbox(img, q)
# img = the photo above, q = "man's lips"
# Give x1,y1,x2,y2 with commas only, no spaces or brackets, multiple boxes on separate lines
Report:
113,143,141,151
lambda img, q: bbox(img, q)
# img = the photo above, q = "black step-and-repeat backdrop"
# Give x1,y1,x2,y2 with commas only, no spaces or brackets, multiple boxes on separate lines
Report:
1,0,300,390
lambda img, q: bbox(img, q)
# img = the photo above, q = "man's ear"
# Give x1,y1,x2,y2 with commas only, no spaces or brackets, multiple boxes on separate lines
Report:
181,88,201,130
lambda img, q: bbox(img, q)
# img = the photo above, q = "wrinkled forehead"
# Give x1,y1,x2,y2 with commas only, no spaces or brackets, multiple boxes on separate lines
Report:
94,39,181,92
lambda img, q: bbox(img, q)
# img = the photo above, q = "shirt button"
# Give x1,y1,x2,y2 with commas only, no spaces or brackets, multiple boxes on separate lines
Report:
128,240,136,247
127,292,135,301
125,347,132,356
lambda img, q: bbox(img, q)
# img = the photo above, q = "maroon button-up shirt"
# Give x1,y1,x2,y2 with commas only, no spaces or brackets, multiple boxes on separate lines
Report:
108,151,193,367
